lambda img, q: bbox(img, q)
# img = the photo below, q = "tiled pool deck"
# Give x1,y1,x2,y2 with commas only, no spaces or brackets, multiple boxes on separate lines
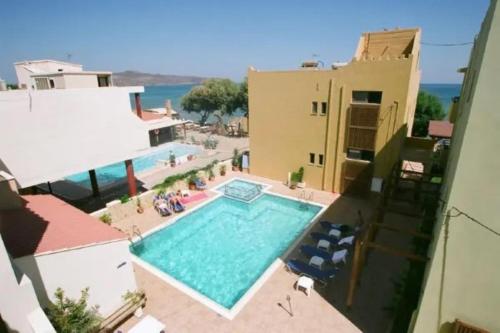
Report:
115,171,373,332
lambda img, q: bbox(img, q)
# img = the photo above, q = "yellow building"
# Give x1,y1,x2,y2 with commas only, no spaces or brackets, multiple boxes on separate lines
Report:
412,1,500,332
248,28,421,194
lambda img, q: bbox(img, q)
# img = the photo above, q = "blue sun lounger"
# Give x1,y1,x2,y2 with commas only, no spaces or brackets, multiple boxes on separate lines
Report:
194,179,207,190
310,232,340,243
286,259,337,285
320,221,352,233
300,245,330,261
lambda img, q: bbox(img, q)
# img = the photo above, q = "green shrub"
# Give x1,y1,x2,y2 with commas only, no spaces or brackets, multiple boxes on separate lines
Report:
99,213,112,225
120,195,130,204
153,160,219,191
45,287,101,333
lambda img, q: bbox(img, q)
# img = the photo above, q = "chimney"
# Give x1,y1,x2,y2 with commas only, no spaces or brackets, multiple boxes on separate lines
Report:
165,99,172,117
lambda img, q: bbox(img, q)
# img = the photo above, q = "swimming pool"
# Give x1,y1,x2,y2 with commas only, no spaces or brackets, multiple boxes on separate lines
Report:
66,143,201,189
131,185,322,318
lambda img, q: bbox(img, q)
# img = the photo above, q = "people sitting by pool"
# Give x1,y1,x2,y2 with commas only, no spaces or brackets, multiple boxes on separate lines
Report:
153,197,171,216
166,192,186,213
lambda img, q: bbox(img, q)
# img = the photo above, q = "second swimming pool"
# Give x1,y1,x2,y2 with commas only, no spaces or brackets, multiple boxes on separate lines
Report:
66,142,201,189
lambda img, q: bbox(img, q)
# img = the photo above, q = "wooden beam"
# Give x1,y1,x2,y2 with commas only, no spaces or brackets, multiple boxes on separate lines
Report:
346,239,362,308
372,223,432,240
366,242,428,262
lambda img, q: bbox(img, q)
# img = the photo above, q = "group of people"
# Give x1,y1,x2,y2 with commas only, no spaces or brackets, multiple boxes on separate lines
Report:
153,191,186,216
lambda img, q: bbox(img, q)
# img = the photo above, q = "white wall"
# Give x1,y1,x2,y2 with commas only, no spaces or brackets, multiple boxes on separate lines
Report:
0,236,55,333
0,86,152,188
63,74,99,88
14,240,137,317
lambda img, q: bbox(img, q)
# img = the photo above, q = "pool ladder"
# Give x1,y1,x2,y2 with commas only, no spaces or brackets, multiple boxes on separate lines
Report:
298,190,314,208
128,225,143,245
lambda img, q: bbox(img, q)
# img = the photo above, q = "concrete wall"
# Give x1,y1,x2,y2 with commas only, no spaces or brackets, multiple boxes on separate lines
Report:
14,240,137,317
248,30,420,193
413,1,500,332
0,236,55,333
0,86,151,188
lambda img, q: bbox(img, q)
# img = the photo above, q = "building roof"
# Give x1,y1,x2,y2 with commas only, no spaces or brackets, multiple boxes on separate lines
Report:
0,195,126,258
14,59,83,67
428,120,454,138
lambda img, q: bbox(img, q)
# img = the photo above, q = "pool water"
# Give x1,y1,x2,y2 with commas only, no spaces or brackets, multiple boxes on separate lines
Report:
131,193,321,309
66,143,201,188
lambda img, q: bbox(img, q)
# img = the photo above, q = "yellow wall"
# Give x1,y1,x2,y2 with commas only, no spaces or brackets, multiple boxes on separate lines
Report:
248,28,421,193
413,1,500,332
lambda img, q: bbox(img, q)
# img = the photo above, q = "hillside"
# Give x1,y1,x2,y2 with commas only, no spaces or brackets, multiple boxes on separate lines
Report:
113,70,207,86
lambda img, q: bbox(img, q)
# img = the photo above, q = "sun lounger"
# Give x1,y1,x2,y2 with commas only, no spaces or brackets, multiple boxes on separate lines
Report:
320,221,352,233
194,179,207,190
300,245,349,266
310,232,339,243
300,245,330,261
286,259,337,285
311,232,356,247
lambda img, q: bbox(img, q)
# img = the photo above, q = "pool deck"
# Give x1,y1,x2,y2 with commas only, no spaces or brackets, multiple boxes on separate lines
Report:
114,171,378,332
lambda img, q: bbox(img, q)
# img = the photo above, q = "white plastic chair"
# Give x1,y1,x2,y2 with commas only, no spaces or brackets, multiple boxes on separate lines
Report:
338,235,355,246
331,249,348,265
296,276,314,296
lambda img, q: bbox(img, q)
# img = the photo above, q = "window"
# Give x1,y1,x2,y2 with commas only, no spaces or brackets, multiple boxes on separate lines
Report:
321,102,327,115
98,76,110,87
49,79,55,89
318,154,324,165
35,78,50,90
347,148,374,162
309,153,315,164
311,102,318,114
352,91,382,104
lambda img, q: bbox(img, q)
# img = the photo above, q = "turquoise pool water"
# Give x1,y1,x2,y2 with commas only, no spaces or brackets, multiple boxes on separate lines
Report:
131,193,321,309
66,143,200,188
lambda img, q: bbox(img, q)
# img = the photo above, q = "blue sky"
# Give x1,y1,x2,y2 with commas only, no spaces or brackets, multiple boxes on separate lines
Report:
0,0,490,83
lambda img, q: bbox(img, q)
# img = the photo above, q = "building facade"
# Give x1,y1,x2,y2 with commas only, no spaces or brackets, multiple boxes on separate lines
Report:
248,28,421,194
412,1,500,332
0,60,185,197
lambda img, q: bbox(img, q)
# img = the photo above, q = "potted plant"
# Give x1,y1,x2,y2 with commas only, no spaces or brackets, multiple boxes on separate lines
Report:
99,213,112,225
296,167,306,188
232,148,239,171
169,151,176,167
136,196,144,214
290,171,300,189
208,168,215,181
220,164,227,176
187,174,198,190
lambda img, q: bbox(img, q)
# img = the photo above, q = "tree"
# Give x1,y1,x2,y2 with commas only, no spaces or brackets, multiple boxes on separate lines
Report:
238,77,248,116
46,287,101,333
181,79,241,125
412,91,446,137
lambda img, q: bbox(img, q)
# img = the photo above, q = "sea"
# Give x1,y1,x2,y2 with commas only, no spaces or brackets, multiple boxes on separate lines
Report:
134,83,461,122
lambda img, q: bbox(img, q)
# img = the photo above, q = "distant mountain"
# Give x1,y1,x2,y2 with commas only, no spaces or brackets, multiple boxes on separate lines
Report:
113,70,207,86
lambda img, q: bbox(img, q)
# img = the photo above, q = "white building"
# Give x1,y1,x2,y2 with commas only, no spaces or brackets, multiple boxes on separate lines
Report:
1,60,186,197
0,171,138,332
14,59,112,90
